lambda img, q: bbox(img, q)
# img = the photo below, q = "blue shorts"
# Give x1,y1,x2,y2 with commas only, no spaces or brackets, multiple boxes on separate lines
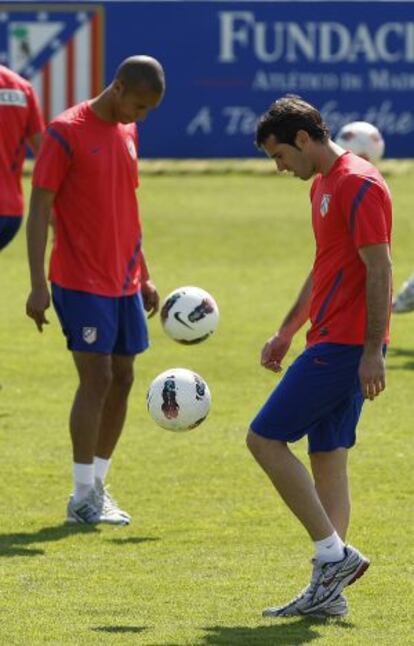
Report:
52,284,149,355
0,216,22,250
250,343,367,453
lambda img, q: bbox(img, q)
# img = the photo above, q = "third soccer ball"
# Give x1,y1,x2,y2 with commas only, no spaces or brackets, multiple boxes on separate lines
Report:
160,286,219,344
335,121,385,163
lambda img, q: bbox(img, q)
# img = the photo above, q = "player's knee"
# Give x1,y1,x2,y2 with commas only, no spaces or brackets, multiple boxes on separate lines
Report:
247,431,288,466
92,367,113,399
246,428,262,456
112,366,135,394
78,369,112,403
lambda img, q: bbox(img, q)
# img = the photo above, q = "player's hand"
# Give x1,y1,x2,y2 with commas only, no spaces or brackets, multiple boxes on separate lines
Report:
26,285,50,332
358,349,386,400
261,333,292,373
141,280,159,318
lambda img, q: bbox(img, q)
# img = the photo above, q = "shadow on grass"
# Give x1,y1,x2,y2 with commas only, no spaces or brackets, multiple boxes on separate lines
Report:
107,536,160,546
200,618,354,645
92,626,147,634
0,523,99,558
0,524,160,557
387,346,414,371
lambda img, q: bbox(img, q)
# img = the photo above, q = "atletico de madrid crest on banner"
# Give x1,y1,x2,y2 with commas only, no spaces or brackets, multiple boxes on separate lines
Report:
0,4,104,122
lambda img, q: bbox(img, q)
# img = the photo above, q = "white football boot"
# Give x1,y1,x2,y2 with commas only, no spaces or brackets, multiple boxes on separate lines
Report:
263,546,369,618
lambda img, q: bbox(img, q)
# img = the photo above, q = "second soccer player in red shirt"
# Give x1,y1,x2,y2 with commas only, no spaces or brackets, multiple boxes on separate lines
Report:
247,95,392,618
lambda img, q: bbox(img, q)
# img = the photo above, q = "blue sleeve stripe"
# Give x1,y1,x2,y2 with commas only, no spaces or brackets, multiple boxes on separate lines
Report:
122,239,142,294
350,179,373,233
47,126,73,157
315,269,344,324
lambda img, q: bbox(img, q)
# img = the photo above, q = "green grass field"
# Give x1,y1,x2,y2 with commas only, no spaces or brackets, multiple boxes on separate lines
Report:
0,167,413,644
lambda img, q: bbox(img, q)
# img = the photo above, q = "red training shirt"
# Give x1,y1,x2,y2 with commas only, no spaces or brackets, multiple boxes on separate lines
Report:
33,101,144,296
0,65,44,216
307,152,392,347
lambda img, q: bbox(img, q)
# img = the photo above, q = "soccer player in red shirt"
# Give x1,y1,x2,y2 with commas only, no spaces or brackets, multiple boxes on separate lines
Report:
247,96,392,618
0,65,44,250
26,56,165,525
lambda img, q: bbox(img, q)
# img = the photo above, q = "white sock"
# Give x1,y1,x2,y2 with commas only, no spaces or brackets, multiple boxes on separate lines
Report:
94,456,112,483
314,531,345,563
72,462,95,503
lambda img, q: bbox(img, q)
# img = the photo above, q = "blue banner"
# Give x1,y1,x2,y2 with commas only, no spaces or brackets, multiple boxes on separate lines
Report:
2,2,414,157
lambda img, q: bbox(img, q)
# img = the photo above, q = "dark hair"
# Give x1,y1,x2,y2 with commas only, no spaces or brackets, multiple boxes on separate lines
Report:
115,55,165,95
256,95,329,148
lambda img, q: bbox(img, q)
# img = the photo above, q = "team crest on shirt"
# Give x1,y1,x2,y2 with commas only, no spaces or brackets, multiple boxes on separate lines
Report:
126,136,137,160
82,327,97,344
320,193,332,217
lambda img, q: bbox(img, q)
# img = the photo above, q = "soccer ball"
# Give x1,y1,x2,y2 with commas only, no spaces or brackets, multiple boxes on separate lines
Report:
160,286,219,344
146,368,211,431
335,121,385,162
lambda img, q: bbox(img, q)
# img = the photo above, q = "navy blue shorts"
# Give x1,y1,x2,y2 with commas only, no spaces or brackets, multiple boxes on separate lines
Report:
52,284,149,355
0,216,22,250
250,343,367,453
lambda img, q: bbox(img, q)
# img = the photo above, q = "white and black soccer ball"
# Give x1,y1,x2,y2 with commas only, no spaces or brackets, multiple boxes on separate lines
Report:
160,286,219,344
335,121,385,163
147,368,211,431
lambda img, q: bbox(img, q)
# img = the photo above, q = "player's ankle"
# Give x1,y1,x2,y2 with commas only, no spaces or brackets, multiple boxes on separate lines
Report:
314,531,345,563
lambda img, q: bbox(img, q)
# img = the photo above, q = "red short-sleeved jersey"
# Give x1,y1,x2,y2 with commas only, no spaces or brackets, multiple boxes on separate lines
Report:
33,101,144,297
307,152,392,347
0,65,44,216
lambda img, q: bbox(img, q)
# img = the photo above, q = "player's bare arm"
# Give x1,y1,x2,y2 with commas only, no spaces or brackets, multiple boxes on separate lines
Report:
261,270,313,372
141,279,160,318
358,243,392,400
26,187,55,332
139,251,159,317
